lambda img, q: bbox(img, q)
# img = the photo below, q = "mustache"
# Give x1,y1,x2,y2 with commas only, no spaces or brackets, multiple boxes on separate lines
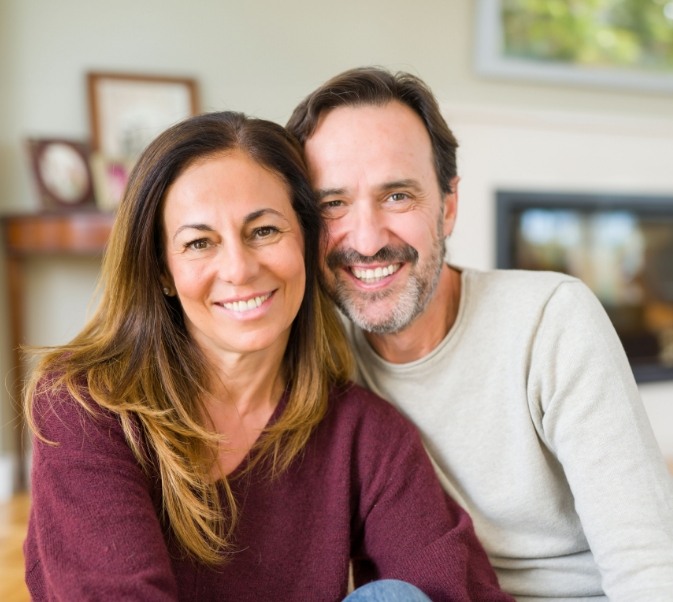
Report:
325,245,418,270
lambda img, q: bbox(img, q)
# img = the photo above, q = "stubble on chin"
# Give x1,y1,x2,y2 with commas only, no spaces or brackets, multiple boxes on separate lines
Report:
321,226,447,335
322,259,441,335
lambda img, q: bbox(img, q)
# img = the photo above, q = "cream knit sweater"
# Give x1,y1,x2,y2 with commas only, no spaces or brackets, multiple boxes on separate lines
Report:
346,267,673,601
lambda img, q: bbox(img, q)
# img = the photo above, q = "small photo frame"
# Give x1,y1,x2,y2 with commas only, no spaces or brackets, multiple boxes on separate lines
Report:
26,138,95,210
87,71,200,160
90,153,135,212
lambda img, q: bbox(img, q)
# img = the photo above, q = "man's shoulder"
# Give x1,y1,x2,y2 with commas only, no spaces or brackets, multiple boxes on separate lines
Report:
461,267,584,311
463,266,578,291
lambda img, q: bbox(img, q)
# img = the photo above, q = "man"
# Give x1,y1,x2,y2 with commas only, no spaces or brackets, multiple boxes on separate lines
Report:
287,67,673,600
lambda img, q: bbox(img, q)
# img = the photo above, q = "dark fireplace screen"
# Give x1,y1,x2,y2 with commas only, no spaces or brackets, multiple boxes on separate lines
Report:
496,190,673,383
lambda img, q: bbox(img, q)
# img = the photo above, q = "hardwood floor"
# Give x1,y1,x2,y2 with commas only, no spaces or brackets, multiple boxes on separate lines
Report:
0,492,30,602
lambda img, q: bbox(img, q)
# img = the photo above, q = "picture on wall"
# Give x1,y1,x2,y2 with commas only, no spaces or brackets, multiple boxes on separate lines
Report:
474,0,673,92
87,71,200,161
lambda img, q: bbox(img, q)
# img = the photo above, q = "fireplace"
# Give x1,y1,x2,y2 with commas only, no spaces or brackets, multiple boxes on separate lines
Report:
496,190,673,382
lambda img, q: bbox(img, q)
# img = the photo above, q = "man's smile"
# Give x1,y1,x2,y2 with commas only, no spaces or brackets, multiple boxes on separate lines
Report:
350,263,401,284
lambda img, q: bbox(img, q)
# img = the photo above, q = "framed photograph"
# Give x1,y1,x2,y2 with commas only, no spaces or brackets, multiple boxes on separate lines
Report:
26,138,95,210
89,152,135,212
87,71,199,160
474,0,673,93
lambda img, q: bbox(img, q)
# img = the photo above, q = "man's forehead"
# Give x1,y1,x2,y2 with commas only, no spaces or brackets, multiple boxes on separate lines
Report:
309,101,410,135
306,101,431,156
305,105,432,173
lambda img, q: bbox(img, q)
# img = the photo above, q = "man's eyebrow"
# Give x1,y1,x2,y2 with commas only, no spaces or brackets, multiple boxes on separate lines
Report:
315,187,347,200
315,180,422,200
378,179,422,192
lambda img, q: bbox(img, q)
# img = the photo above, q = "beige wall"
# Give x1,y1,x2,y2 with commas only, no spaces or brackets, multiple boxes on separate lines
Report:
2,0,673,490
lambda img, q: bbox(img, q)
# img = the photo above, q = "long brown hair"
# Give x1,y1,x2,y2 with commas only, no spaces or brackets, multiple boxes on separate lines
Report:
24,111,353,564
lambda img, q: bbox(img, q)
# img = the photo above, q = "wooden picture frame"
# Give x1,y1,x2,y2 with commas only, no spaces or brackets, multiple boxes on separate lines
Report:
87,71,199,160
26,138,95,210
89,152,135,213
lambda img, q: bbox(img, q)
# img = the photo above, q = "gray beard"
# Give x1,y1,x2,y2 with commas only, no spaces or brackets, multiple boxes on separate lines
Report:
326,224,447,335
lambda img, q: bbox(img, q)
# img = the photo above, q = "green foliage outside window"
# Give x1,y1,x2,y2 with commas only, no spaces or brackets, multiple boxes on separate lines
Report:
502,0,673,71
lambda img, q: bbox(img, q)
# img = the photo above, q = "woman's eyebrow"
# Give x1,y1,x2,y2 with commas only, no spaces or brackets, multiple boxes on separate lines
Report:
172,223,214,241
172,209,290,241
244,208,287,223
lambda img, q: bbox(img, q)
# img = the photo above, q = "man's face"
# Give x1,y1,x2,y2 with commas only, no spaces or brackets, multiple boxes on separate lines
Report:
304,101,458,334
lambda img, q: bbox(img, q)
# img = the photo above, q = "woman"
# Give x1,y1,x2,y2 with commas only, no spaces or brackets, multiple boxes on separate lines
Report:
23,111,511,601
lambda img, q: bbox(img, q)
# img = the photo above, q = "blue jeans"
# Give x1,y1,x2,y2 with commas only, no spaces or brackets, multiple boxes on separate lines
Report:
343,580,432,602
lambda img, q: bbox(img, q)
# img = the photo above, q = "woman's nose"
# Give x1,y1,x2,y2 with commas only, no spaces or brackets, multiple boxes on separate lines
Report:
218,241,259,285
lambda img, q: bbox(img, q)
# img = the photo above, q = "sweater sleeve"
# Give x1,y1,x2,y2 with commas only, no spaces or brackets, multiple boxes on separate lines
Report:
349,393,513,602
529,279,673,600
24,386,179,601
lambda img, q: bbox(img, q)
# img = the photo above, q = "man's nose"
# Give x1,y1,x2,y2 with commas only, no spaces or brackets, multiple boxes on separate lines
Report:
342,201,390,258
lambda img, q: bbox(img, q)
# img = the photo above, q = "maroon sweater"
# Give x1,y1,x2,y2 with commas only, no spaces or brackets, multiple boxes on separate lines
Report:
24,382,511,601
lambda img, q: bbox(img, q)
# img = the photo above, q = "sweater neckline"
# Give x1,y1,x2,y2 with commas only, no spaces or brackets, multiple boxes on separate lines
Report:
353,265,471,372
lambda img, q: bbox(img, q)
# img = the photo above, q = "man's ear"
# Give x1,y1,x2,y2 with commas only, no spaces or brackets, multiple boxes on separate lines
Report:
442,176,460,237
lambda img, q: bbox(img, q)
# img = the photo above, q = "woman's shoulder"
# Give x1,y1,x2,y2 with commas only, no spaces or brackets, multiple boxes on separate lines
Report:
29,373,127,453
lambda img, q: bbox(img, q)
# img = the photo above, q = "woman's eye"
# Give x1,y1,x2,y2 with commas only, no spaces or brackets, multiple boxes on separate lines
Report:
185,238,211,250
253,226,279,239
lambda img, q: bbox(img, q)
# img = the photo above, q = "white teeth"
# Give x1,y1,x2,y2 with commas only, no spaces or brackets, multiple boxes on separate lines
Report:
351,264,400,283
223,294,270,312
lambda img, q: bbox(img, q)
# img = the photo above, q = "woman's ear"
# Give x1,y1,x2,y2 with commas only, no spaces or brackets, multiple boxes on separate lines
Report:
160,275,176,297
442,176,460,237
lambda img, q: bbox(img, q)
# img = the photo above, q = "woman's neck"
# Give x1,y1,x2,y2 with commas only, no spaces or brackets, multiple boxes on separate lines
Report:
200,345,287,478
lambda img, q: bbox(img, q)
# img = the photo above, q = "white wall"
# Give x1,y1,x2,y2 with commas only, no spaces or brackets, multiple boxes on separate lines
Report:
1,0,672,494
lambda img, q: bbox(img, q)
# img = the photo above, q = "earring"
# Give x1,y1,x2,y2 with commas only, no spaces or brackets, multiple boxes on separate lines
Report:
162,287,171,296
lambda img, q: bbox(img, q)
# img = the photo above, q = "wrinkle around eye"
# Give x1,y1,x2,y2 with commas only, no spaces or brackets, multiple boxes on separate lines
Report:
250,227,283,243
382,192,417,211
179,237,218,254
187,239,212,250
319,200,349,218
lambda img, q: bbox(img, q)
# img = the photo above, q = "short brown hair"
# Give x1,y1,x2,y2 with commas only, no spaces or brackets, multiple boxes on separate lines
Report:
287,66,459,194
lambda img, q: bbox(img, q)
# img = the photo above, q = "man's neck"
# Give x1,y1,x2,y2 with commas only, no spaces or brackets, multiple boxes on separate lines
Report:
364,265,462,364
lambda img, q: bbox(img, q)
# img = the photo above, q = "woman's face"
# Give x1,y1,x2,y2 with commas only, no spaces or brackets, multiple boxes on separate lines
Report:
162,150,306,362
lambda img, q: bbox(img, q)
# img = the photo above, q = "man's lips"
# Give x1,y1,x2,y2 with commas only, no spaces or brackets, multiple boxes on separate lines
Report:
350,263,401,284
326,245,418,284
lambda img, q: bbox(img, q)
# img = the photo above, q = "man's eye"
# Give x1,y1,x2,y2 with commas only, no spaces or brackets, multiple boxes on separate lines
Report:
320,200,348,219
322,199,345,209
389,192,410,202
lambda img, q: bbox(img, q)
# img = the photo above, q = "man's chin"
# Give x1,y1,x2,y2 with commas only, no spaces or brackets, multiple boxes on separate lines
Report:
338,302,406,335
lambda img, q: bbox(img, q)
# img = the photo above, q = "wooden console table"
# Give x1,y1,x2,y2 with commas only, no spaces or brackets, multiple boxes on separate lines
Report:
0,211,115,490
